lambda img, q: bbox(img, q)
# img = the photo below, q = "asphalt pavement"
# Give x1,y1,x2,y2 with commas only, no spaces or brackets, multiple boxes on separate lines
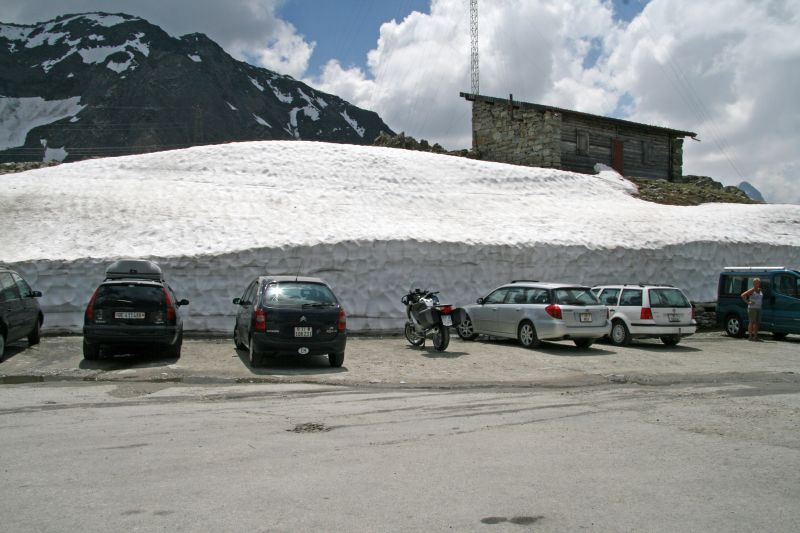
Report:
1,331,798,389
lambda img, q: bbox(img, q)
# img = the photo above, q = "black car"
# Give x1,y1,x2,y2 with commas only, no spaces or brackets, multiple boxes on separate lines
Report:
233,276,347,368
0,267,43,361
82,260,189,360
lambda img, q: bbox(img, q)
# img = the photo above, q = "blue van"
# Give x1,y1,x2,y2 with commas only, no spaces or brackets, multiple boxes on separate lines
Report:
716,266,800,338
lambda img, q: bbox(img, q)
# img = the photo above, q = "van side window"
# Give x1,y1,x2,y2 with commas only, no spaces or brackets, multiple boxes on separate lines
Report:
721,275,747,296
776,275,799,298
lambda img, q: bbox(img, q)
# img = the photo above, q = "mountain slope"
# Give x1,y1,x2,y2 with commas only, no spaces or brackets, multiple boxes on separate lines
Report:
0,12,394,162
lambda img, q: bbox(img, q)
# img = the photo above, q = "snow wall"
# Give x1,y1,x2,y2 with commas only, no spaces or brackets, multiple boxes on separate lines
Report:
9,240,800,334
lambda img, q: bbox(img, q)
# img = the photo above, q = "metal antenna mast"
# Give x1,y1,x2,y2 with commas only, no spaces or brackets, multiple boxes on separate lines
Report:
470,0,479,95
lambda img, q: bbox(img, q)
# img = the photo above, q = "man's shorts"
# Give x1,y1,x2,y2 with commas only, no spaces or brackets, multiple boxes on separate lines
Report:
748,308,762,323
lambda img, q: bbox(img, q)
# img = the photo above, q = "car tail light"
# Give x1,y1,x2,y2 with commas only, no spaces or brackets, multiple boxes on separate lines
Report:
85,289,99,322
640,307,653,320
691,306,697,319
254,308,267,332
163,288,176,324
438,305,453,314
338,309,347,332
545,304,562,319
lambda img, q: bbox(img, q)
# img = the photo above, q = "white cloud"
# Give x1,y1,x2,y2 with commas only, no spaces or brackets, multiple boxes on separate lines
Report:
313,0,800,204
1,0,315,78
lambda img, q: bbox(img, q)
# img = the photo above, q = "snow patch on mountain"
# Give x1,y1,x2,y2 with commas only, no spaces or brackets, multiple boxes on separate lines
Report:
340,109,365,138
0,96,85,150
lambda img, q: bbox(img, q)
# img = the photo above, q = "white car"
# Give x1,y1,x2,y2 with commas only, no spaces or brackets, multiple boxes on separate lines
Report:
456,281,610,349
592,284,697,346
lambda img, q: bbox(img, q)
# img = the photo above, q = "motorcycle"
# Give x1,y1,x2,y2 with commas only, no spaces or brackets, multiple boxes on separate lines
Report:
401,287,457,351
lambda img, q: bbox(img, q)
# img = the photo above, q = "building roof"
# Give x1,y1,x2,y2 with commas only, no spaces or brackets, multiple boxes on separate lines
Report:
460,92,698,139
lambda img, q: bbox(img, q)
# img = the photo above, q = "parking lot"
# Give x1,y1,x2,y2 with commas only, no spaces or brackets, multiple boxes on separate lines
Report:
1,331,798,388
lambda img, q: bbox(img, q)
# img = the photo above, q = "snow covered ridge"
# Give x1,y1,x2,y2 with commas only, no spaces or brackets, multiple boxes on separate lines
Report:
2,141,799,333
1,13,147,74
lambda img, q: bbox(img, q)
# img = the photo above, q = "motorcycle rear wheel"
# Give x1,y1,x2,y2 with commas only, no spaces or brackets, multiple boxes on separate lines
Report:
404,322,425,346
432,325,450,352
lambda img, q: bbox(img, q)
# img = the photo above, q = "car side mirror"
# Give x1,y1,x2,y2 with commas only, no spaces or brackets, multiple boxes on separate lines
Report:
178,299,190,306
31,290,42,298
477,297,485,305
232,298,241,305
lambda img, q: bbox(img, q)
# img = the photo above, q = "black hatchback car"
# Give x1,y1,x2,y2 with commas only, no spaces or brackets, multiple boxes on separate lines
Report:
233,276,347,368
1,267,43,361
82,260,189,360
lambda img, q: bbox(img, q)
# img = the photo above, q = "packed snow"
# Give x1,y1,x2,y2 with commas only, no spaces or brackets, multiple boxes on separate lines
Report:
2,141,799,333
0,96,85,150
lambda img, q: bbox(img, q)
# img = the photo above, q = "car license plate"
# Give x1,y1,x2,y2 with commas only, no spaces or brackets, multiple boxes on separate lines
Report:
579,312,593,323
115,312,145,319
441,315,453,326
294,327,312,338
668,313,680,322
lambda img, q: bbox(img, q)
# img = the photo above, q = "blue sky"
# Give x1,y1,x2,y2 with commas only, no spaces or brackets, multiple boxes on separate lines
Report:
278,0,648,76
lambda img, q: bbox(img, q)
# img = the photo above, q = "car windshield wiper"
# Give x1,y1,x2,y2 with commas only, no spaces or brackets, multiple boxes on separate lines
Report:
302,302,335,308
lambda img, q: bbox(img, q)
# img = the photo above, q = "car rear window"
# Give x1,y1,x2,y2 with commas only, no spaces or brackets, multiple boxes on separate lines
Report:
262,282,337,307
95,284,165,308
649,288,690,308
553,287,598,305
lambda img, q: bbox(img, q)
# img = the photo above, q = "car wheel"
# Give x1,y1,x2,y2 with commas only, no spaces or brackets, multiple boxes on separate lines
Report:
432,326,450,352
574,338,593,349
0,330,6,361
404,322,425,346
610,319,631,346
82,339,100,361
233,323,246,350
249,335,262,368
168,334,183,358
28,319,41,346
518,321,541,348
725,313,746,338
773,332,788,340
329,352,345,368
456,315,479,340
660,335,680,346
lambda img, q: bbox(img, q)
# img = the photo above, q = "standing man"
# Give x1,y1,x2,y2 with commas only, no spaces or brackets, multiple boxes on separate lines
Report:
741,278,764,341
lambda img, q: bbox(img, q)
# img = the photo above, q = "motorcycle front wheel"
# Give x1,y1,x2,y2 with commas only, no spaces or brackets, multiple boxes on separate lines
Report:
432,325,450,352
404,322,425,346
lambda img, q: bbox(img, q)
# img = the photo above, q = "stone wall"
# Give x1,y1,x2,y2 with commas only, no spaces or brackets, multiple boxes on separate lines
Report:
472,99,562,168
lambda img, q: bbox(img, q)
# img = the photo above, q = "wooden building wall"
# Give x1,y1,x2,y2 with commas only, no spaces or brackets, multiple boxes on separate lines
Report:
559,114,673,179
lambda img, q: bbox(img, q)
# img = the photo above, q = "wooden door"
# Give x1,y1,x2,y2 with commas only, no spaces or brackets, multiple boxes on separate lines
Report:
611,139,624,175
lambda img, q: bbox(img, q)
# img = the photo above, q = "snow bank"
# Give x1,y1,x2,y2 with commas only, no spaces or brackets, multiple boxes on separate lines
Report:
2,141,799,333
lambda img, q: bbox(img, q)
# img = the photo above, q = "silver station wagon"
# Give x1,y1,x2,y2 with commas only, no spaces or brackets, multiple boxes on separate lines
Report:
456,281,610,349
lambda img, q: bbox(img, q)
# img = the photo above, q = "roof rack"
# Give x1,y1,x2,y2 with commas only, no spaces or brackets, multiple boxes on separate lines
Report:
105,259,164,281
724,266,786,271
511,279,539,283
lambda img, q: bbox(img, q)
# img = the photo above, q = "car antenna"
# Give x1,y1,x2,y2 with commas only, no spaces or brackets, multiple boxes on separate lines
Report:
295,259,303,282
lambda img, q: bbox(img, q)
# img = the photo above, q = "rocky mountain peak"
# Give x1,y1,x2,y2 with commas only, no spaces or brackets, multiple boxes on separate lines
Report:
0,12,394,162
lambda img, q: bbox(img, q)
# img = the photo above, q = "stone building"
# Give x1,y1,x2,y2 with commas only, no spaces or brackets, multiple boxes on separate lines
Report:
461,93,697,181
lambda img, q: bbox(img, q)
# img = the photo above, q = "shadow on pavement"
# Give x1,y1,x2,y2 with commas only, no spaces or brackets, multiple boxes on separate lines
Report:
400,344,469,358
235,348,347,375
78,348,180,370
0,341,30,363
468,337,617,357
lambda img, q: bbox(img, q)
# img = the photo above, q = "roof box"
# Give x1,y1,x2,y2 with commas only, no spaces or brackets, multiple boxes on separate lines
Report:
105,259,164,281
